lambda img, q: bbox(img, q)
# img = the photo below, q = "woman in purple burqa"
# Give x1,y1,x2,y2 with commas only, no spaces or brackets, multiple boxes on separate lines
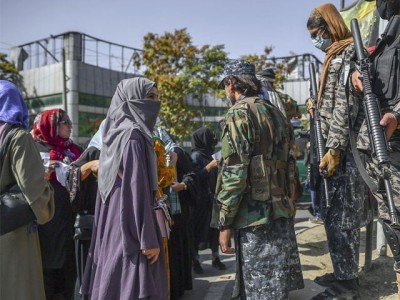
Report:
81,77,168,299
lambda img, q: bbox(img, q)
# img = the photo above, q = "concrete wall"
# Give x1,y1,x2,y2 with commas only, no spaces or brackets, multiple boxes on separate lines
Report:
22,63,64,96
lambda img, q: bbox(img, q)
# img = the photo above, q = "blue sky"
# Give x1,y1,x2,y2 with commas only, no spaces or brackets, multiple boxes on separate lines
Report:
0,0,350,62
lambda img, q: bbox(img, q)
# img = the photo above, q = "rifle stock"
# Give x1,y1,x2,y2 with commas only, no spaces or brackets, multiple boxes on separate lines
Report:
309,63,331,208
350,18,398,225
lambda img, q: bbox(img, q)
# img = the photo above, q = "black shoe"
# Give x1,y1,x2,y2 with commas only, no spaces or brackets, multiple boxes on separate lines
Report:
212,257,226,270
193,259,204,274
311,280,360,300
314,273,337,287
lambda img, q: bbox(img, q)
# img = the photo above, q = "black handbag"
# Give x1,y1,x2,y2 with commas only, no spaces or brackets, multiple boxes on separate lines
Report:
0,127,36,236
74,212,94,240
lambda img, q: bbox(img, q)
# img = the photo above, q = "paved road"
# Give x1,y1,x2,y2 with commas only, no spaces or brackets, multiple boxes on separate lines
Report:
180,209,325,299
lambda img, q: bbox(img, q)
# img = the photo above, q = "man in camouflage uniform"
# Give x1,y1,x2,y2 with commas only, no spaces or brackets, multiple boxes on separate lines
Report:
256,68,302,121
256,68,287,118
306,4,371,299
216,59,303,299
257,68,304,202
279,92,302,121
352,0,400,294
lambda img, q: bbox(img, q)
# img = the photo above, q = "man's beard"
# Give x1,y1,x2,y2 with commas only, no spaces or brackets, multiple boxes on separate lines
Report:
226,95,236,106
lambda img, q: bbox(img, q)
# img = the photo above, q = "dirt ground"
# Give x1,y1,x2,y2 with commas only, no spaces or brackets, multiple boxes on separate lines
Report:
296,221,398,299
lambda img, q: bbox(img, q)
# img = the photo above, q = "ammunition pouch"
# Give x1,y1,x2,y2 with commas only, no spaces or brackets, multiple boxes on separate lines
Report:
249,154,270,201
288,156,303,201
242,97,294,219
249,154,289,201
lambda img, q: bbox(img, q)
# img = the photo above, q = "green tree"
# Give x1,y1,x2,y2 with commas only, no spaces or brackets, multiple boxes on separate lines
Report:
133,29,228,141
0,53,26,94
241,47,290,89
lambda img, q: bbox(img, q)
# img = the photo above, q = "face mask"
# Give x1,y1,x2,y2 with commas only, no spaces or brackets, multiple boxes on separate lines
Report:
312,34,332,51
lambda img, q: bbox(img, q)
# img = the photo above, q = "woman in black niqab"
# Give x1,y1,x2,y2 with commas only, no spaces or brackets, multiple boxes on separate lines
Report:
190,127,226,273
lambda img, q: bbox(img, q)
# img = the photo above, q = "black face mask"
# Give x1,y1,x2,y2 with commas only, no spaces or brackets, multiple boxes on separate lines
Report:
377,0,400,20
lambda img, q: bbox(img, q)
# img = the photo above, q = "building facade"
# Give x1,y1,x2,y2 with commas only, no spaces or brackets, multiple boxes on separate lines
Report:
11,32,141,145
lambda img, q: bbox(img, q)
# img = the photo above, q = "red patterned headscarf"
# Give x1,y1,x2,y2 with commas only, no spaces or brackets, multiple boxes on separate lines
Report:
33,108,81,164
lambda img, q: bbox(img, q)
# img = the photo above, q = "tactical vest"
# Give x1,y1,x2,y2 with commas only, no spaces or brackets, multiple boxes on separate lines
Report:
370,15,400,109
243,97,294,219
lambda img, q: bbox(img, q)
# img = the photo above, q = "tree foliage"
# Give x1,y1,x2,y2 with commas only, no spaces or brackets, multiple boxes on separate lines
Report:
0,53,26,94
241,47,290,89
133,29,292,141
133,29,228,141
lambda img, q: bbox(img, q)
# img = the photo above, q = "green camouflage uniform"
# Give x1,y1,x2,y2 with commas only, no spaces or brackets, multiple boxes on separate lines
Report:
315,44,371,280
217,96,304,298
277,91,302,121
217,96,294,228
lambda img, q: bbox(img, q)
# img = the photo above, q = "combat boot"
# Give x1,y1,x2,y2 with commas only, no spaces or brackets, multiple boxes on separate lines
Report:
314,273,337,287
311,278,360,300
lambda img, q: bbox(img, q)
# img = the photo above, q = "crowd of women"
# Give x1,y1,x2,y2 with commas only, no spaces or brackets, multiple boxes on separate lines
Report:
0,77,225,300
1,1,400,299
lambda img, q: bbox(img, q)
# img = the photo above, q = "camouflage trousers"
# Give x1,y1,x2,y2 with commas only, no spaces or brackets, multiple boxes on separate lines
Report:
232,218,303,300
318,151,370,280
365,150,400,222
324,214,361,280
366,150,400,272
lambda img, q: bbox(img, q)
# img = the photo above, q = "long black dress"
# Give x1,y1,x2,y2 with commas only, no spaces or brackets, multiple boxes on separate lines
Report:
168,147,198,299
190,127,219,255
68,146,100,300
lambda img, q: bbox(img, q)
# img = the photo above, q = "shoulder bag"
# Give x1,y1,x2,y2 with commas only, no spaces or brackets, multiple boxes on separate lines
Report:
0,127,36,236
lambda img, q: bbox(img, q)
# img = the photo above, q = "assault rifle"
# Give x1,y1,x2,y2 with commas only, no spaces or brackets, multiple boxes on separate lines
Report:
309,63,331,208
351,18,399,225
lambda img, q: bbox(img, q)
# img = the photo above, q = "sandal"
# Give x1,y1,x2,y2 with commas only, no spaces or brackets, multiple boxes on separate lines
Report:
314,273,337,287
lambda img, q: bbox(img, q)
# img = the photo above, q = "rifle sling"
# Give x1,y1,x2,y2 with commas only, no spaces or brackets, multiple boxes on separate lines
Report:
345,79,378,193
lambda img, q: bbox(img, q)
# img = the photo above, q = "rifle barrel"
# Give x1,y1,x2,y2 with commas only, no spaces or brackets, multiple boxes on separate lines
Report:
351,18,398,225
309,62,331,207
351,19,366,61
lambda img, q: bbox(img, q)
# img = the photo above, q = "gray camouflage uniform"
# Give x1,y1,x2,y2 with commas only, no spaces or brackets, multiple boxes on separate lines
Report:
356,15,400,271
315,44,371,280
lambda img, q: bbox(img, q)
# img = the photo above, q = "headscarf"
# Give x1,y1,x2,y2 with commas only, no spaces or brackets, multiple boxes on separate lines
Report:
191,127,218,158
311,3,353,107
98,77,160,202
87,119,106,150
0,80,29,129
32,108,80,164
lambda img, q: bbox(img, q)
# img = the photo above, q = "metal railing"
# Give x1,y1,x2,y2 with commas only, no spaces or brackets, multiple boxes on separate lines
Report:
266,53,323,81
13,31,143,73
